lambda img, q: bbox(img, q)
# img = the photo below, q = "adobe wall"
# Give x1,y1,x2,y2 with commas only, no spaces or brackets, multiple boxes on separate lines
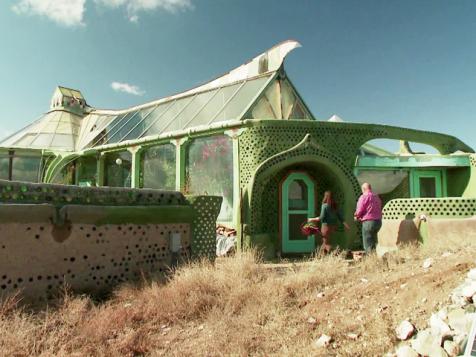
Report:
379,197,476,254
0,180,221,303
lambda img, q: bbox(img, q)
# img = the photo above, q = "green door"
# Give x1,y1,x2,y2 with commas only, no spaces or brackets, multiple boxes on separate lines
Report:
281,172,315,254
412,170,444,198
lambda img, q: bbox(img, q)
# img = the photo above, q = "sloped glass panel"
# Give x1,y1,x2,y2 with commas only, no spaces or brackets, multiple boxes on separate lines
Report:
51,134,74,149
80,114,117,149
185,135,233,222
89,113,128,147
177,90,216,129
12,156,41,182
186,84,240,128
141,144,176,190
122,103,171,142
107,106,155,144
141,97,194,138
31,133,54,147
102,110,139,145
212,76,270,123
14,134,36,146
104,151,132,188
209,83,243,123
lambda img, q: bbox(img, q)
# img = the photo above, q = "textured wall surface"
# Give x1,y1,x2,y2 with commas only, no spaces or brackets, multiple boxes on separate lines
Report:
0,181,220,302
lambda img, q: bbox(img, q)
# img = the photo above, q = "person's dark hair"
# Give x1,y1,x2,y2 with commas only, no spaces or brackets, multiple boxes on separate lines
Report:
322,190,338,210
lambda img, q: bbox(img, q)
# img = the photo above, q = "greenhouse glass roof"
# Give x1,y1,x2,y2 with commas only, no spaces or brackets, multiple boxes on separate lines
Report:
0,40,314,152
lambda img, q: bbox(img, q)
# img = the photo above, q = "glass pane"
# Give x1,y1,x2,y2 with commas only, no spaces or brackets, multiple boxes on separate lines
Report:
14,134,36,146
80,114,116,149
104,151,132,188
51,161,76,185
141,144,176,190
210,83,243,123
142,97,194,138
89,113,128,147
0,157,9,180
178,90,215,129
127,102,172,141
51,134,74,149
185,135,233,221
108,107,155,144
102,111,139,145
419,177,437,197
289,213,308,240
11,156,41,182
30,133,54,148
188,83,240,128
212,76,269,123
77,156,97,186
289,179,308,210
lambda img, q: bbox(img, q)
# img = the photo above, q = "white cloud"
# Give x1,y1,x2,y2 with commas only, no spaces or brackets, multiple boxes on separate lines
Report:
96,0,193,22
111,81,145,96
12,0,86,27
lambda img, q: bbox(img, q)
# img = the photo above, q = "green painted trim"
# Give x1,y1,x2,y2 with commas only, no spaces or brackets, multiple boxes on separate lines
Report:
356,155,470,168
281,172,315,253
411,169,443,198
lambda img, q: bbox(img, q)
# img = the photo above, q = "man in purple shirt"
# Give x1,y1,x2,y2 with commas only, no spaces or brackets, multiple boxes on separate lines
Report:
354,182,382,253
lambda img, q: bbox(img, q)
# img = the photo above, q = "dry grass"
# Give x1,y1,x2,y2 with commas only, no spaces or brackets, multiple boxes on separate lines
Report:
1,234,475,357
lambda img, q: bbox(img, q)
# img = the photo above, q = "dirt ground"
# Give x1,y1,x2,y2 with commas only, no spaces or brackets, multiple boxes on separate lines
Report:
0,238,474,356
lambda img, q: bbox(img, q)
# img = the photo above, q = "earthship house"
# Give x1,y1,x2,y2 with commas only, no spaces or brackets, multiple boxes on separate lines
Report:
1,40,475,260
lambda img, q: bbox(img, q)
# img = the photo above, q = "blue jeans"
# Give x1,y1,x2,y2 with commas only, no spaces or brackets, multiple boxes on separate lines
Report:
362,220,382,253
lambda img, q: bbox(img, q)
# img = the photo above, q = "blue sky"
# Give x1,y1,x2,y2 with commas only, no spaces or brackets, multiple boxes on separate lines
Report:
1,0,475,150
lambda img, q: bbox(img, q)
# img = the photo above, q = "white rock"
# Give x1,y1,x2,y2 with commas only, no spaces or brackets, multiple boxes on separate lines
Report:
423,258,434,269
396,345,419,357
441,251,452,257
314,334,332,348
430,313,451,337
428,345,449,357
462,282,476,299
468,269,476,281
307,317,317,325
316,292,325,298
346,332,359,340
437,307,449,321
447,308,473,334
443,340,460,357
410,329,440,356
361,278,369,283
396,320,415,340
